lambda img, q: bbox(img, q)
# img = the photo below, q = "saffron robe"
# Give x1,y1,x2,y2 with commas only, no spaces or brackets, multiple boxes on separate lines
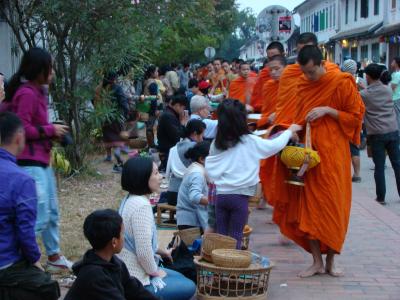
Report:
273,67,365,254
228,73,257,105
250,68,271,112
267,62,340,206
258,79,279,205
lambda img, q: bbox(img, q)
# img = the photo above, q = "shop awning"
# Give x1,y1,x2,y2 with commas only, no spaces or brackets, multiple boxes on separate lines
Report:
374,23,400,36
329,22,383,41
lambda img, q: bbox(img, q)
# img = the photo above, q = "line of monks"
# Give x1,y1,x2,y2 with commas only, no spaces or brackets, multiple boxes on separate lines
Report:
226,32,365,277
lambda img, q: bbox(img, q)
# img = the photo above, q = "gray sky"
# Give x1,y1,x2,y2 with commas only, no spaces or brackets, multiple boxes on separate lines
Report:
236,0,304,23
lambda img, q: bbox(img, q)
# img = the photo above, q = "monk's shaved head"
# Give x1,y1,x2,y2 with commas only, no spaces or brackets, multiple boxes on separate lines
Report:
266,41,285,59
297,32,318,46
296,32,318,52
298,45,323,66
239,62,250,78
298,46,325,81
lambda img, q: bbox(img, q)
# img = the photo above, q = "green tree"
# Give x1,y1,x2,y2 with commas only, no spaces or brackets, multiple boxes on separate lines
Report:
216,7,257,60
0,0,238,169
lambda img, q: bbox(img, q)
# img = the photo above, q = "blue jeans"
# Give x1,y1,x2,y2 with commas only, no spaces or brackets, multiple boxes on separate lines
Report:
22,166,60,256
145,268,196,300
368,131,400,201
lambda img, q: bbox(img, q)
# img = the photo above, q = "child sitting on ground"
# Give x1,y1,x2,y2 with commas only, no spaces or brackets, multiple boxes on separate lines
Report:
64,209,158,300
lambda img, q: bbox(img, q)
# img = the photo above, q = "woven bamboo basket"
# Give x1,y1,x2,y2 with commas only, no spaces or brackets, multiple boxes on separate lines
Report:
174,227,201,246
212,249,252,268
194,258,273,300
128,138,147,149
202,233,237,262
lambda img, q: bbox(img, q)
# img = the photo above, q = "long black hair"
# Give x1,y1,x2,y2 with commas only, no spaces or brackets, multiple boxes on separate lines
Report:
5,48,52,102
364,63,392,85
215,99,249,150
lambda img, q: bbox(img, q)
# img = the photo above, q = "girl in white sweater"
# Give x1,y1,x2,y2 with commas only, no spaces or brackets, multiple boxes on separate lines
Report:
118,157,195,300
205,99,301,248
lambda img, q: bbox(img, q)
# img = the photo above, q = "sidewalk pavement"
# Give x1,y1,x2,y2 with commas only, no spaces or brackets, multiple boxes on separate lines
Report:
249,183,400,300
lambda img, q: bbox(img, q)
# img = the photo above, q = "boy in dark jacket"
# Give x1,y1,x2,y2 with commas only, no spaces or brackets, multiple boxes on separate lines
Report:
65,209,158,300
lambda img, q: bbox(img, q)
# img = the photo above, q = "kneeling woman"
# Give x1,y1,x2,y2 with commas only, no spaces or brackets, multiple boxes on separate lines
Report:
118,157,196,300
177,141,210,232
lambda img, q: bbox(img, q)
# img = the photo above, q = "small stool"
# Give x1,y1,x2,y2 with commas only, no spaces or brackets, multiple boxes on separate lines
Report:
156,203,177,228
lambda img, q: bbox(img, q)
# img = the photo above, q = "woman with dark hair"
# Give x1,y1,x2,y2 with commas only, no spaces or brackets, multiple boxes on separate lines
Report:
118,157,196,300
361,63,400,205
205,99,301,248
1,48,72,272
165,119,206,206
177,141,210,232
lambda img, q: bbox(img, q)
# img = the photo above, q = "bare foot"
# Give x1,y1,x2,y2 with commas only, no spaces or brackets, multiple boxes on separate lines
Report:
325,263,344,277
298,262,325,278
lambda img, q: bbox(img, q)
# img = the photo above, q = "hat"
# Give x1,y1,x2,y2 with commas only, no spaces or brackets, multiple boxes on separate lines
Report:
198,80,210,90
341,59,357,75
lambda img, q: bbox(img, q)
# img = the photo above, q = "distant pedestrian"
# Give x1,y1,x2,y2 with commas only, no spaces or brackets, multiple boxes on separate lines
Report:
98,71,129,173
166,63,180,93
342,59,362,182
178,63,191,91
361,63,400,205
390,57,400,133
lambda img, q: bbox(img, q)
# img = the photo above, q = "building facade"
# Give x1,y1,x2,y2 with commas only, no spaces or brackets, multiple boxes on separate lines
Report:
331,0,385,64
295,0,400,65
376,0,400,64
295,0,339,61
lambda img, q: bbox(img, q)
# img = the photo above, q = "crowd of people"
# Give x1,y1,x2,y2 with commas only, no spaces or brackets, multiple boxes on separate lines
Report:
1,30,400,299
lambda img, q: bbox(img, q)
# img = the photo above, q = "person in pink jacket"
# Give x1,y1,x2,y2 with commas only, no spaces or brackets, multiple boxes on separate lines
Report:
2,48,73,272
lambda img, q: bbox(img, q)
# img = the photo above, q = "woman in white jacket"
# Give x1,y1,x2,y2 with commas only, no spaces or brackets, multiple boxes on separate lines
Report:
165,119,205,206
205,99,301,249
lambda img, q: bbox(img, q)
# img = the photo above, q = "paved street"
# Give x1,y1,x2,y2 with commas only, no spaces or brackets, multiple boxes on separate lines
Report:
250,151,400,299
356,148,400,216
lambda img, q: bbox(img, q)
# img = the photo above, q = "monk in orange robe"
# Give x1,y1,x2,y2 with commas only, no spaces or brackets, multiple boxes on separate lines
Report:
250,42,285,112
273,45,365,278
228,62,257,109
267,33,339,209
210,58,227,95
257,56,286,206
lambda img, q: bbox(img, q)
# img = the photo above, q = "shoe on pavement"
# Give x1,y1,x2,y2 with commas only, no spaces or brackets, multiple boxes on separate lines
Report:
112,164,123,173
104,155,112,162
352,176,362,183
46,255,73,274
375,198,386,205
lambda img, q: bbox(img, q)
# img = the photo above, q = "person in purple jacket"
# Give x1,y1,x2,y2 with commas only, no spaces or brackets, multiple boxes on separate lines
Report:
0,112,60,299
2,48,73,272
